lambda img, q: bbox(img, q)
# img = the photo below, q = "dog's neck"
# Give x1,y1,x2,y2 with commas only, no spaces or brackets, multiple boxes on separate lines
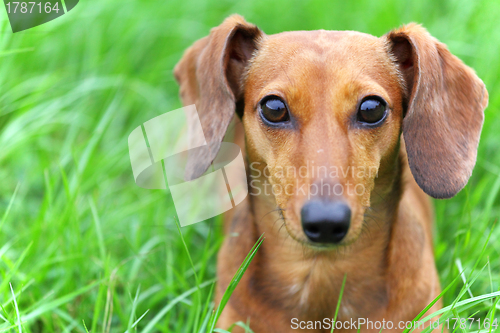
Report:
242,153,403,322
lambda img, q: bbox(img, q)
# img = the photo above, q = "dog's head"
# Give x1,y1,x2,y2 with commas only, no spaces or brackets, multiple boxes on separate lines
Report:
174,15,487,248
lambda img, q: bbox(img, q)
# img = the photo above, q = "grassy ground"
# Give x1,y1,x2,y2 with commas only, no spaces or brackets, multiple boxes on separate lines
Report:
0,0,499,332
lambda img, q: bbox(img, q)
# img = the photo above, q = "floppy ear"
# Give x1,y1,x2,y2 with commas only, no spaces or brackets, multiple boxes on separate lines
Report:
384,24,488,199
174,15,263,180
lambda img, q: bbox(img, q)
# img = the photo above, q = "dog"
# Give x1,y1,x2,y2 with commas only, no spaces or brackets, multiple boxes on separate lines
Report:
174,15,488,332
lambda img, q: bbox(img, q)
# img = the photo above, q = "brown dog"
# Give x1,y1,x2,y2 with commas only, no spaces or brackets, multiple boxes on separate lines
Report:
174,15,488,332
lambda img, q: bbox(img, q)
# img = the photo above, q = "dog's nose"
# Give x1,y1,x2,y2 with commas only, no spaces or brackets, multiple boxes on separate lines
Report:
300,200,351,244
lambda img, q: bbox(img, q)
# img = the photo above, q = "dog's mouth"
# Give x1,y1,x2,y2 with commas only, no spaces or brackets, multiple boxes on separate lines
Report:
285,227,348,250
279,223,353,251
302,224,349,244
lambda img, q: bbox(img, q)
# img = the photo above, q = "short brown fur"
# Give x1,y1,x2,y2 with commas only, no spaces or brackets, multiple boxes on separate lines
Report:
174,15,488,332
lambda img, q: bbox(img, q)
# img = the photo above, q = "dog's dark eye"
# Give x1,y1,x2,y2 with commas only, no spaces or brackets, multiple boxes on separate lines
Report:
260,97,290,123
357,98,387,124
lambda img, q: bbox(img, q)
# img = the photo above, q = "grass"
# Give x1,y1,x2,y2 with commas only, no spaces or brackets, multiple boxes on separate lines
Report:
0,0,499,331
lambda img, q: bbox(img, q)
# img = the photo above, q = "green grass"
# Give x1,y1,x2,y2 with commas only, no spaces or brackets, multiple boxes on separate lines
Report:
0,0,499,331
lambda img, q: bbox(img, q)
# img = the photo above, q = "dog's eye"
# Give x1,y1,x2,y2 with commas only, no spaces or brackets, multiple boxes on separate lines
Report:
260,97,290,123
357,97,387,124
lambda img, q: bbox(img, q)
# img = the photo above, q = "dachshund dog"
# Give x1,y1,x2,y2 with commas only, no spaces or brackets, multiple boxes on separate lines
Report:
174,15,488,332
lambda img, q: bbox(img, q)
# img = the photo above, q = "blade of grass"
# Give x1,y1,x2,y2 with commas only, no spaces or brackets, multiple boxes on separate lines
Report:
126,285,141,332
415,264,488,333
89,197,107,263
174,216,202,332
446,226,495,317
198,282,216,333
52,309,86,333
487,297,499,333
417,290,500,333
455,258,474,298
0,182,20,232
21,280,101,322
0,324,19,332
198,303,216,333
233,321,254,333
91,268,108,333
402,273,462,333
9,283,22,333
206,234,265,333
124,309,149,333
141,279,216,333
0,242,33,293
331,273,347,333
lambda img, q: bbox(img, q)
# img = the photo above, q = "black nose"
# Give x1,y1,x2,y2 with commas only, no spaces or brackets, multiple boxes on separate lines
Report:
300,200,351,244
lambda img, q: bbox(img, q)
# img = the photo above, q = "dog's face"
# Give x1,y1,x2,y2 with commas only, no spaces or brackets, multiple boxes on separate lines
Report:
242,31,404,246
175,15,487,249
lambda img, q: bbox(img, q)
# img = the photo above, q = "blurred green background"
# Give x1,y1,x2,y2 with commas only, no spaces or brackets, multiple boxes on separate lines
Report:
0,0,499,332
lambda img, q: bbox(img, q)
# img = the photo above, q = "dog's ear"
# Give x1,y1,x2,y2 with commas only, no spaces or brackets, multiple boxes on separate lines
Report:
174,15,263,180
384,24,488,199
